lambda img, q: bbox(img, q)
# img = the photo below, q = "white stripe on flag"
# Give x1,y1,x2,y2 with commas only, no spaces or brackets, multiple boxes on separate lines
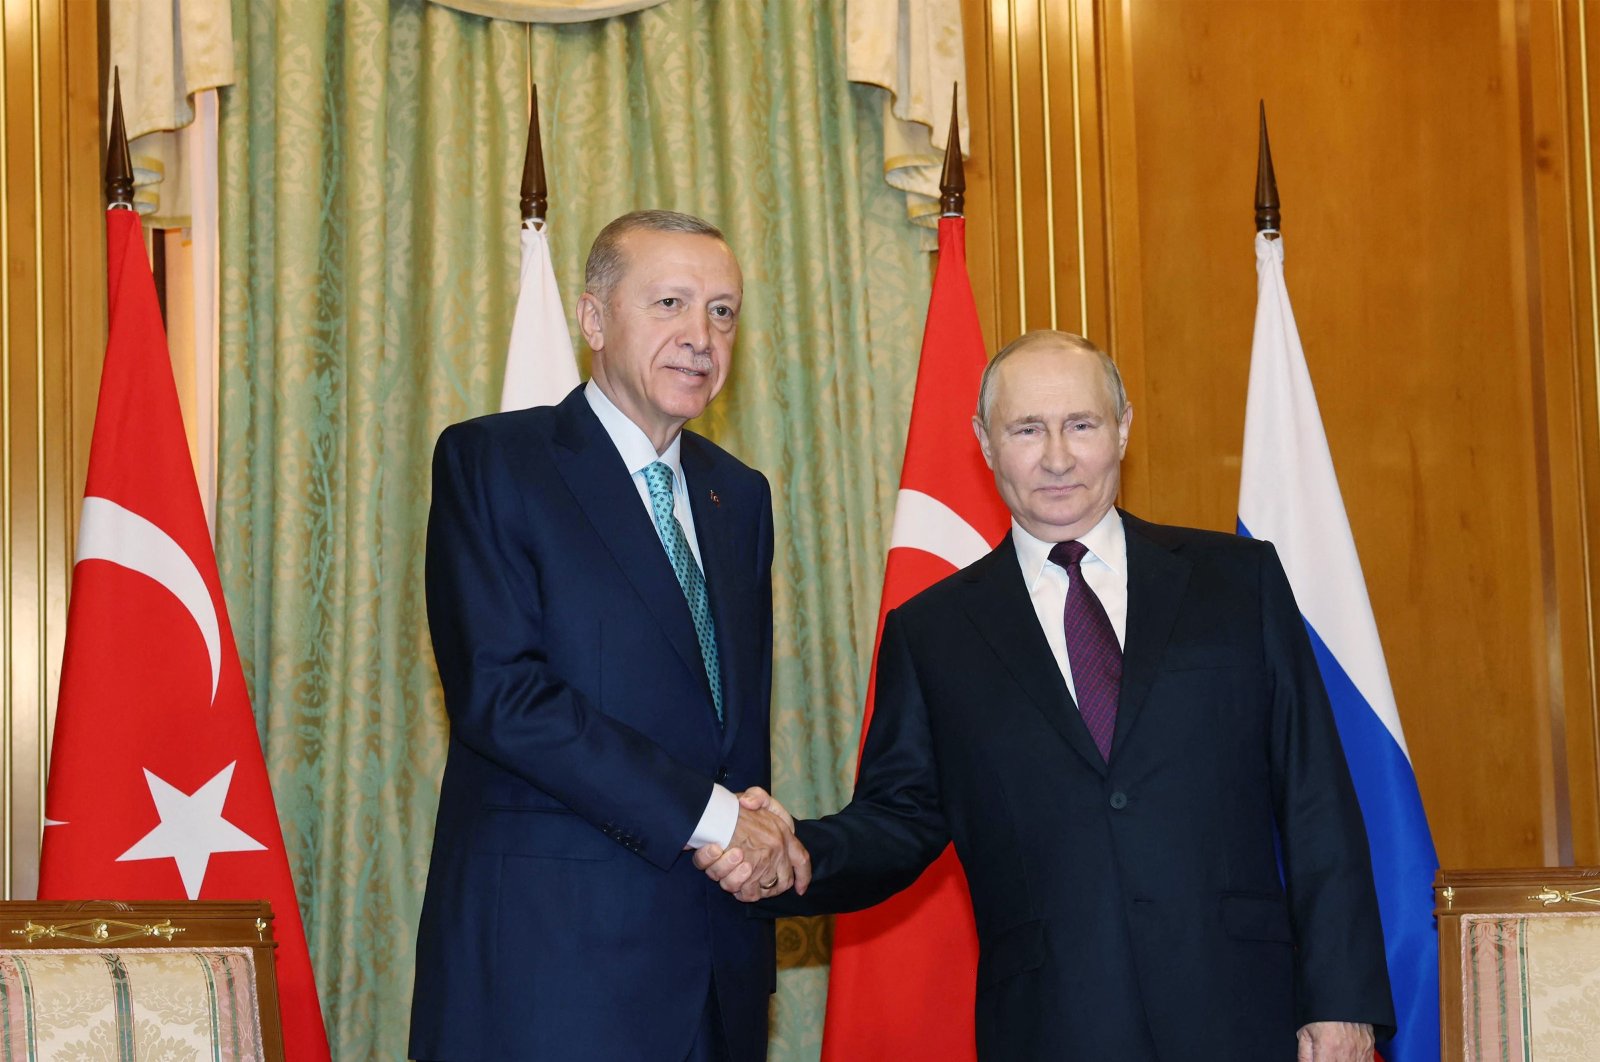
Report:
1237,231,1407,757
501,222,578,413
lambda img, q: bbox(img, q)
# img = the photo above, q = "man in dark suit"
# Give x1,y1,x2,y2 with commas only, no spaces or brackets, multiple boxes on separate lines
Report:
705,331,1393,1060
411,210,804,1062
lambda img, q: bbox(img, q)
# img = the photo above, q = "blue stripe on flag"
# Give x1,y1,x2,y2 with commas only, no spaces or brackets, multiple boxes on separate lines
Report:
1240,518,1439,1062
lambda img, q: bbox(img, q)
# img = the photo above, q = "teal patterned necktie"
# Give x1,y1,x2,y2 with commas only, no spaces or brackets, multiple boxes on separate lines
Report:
642,461,723,723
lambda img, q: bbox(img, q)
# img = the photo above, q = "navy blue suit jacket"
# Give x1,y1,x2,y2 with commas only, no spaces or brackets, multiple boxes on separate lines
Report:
410,387,775,1061
768,514,1394,1061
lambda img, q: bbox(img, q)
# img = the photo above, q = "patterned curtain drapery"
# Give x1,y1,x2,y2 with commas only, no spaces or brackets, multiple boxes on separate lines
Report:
217,0,930,1058
846,0,968,229
426,0,667,21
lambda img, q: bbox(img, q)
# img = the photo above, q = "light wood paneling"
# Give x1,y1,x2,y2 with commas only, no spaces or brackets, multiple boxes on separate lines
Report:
962,0,1106,349
1,0,102,899
960,0,1600,870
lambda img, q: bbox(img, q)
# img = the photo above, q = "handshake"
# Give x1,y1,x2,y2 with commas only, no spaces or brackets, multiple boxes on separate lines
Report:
694,788,811,902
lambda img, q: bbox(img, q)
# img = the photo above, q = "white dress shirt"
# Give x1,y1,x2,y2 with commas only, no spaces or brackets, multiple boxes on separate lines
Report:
585,381,739,849
1010,507,1129,705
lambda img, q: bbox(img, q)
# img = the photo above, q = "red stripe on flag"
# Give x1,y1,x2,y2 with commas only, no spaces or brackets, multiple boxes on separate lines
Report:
38,209,331,1060
821,217,1009,1062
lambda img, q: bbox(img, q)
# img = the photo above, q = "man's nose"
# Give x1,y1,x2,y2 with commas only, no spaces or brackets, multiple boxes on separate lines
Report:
679,310,712,355
1041,431,1074,472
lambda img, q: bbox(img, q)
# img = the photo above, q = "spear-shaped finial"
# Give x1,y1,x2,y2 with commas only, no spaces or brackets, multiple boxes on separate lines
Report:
106,67,135,210
939,82,965,218
1255,100,1280,233
521,84,548,224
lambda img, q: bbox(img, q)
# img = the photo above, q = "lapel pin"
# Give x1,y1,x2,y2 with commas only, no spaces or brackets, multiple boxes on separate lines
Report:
708,489,721,508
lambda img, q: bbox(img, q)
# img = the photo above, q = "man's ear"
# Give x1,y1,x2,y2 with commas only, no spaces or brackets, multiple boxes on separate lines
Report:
577,291,605,352
1117,404,1133,458
972,415,996,470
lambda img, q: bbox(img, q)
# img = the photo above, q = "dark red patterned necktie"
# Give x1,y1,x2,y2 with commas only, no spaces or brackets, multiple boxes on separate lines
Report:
1049,540,1122,761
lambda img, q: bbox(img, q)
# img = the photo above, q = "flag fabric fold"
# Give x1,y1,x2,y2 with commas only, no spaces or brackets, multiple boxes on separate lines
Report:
500,220,577,412
820,215,1010,1062
1238,229,1439,1062
39,208,331,1060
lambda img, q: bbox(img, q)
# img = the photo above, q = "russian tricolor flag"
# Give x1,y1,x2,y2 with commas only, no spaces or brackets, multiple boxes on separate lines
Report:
1238,230,1439,1062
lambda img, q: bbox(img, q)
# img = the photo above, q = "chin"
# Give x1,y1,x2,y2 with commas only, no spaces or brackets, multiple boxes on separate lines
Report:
656,397,711,421
1030,514,1093,539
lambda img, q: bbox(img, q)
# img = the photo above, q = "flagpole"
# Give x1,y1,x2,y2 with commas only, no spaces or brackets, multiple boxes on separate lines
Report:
106,69,135,212
521,83,548,228
1255,101,1280,236
940,82,964,218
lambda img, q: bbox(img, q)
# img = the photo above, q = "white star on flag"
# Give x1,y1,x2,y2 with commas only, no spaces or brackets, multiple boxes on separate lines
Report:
117,761,267,899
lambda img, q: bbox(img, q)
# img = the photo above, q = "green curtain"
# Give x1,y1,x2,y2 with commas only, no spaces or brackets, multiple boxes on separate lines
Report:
218,0,931,1057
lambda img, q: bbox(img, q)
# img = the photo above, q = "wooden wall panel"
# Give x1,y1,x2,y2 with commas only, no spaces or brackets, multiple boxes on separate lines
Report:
960,0,1600,870
1538,0,1600,864
962,0,1105,350
0,0,102,899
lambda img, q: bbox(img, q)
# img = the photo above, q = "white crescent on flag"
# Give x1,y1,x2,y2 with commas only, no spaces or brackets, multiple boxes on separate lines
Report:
75,496,222,702
888,489,992,570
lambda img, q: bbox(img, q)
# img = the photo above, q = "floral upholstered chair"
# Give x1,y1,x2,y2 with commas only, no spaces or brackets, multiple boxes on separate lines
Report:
1437,867,1600,1062
0,900,282,1061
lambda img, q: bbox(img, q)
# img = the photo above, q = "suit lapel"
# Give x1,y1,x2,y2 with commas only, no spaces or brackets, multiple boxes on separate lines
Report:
682,435,745,754
959,537,1110,776
549,392,712,703
1114,512,1190,755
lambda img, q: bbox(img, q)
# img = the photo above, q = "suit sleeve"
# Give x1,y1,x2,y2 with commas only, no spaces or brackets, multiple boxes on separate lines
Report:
1260,542,1397,1037
425,424,714,870
765,607,950,916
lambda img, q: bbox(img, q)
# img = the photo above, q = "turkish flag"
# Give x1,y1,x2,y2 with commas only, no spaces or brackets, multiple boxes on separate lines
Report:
820,216,1009,1062
38,208,331,1059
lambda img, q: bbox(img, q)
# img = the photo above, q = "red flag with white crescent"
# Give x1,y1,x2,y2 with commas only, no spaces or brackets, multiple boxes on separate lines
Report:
38,208,331,1060
821,215,1009,1062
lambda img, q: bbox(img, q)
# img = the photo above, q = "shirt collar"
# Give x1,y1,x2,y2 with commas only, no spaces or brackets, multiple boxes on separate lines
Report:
585,379,684,480
1012,507,1126,590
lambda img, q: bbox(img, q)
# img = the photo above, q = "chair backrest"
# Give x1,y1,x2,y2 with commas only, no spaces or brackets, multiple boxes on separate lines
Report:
1437,866,1600,1062
0,899,283,1061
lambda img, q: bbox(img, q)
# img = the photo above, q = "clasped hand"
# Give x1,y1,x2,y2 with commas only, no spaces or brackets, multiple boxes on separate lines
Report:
693,788,810,901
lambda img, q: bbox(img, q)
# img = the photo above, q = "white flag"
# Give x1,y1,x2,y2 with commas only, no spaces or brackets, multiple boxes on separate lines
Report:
501,222,577,412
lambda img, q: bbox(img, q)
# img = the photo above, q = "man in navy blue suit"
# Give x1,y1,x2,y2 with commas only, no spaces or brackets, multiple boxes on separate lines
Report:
410,210,807,1062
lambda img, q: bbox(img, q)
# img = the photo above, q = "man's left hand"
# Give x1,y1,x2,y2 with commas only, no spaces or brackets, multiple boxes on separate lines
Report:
1296,1021,1374,1062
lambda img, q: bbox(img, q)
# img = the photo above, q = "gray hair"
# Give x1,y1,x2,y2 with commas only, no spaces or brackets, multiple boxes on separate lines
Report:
975,330,1128,426
584,210,728,301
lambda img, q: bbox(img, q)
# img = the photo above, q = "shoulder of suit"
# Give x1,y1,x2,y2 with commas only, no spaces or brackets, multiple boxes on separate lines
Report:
1121,510,1270,558
679,428,769,492
436,406,560,455
889,543,1008,624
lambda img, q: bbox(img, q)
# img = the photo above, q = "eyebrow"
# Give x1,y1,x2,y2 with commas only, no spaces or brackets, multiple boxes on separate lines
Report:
640,283,741,303
1006,410,1102,426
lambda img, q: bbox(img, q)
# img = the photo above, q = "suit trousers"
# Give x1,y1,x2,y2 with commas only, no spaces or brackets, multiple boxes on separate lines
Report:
685,981,733,1062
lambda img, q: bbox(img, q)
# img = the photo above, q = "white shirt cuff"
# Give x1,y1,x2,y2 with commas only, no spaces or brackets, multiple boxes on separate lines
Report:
688,783,739,849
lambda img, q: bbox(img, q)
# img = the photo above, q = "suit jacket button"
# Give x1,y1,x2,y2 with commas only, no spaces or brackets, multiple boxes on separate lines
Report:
1109,791,1129,810
715,767,729,784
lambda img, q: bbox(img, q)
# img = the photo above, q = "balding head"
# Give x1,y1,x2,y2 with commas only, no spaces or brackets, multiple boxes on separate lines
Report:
975,330,1127,430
